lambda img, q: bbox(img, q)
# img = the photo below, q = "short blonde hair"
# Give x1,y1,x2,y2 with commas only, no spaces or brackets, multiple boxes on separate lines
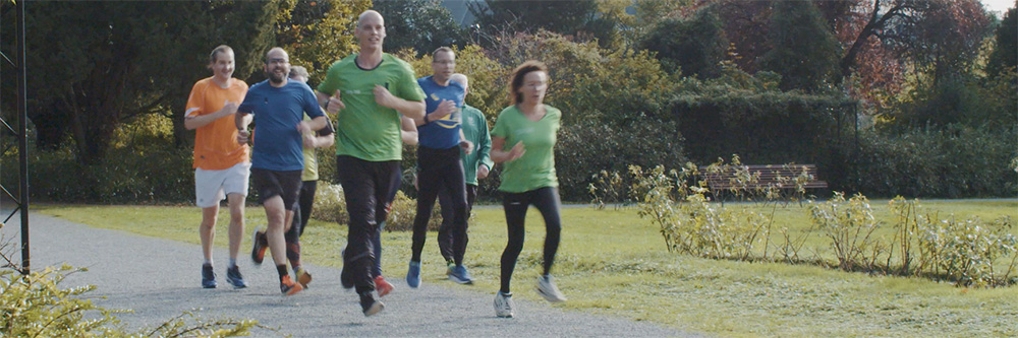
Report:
289,66,309,81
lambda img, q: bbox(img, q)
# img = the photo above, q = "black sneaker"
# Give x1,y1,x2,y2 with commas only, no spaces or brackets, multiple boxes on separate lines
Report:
201,264,217,289
359,292,385,317
251,227,268,265
225,265,248,289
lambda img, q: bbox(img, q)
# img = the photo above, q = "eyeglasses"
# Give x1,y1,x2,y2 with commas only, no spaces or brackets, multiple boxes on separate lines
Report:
267,58,289,65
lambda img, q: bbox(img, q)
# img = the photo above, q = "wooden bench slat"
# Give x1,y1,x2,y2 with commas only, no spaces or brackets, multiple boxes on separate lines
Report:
697,164,828,191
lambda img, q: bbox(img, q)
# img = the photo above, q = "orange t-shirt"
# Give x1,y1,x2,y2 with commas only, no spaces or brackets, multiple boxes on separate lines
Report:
186,77,250,170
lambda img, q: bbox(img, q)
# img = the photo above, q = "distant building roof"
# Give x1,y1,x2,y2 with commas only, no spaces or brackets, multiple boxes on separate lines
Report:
443,0,485,27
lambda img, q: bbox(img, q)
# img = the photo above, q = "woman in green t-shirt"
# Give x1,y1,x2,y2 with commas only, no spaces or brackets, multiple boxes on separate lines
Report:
489,60,567,319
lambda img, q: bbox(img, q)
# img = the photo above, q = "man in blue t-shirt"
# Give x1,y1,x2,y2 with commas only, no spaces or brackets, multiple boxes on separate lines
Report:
235,47,327,296
406,47,475,288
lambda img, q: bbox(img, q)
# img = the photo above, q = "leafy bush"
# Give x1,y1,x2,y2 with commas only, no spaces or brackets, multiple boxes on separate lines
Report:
632,164,770,260
310,183,442,232
588,169,628,209
1,113,193,204
310,182,347,224
627,164,1018,287
672,66,852,168
808,192,885,271
890,198,1018,287
0,263,258,337
6,143,193,204
836,126,1018,198
557,119,687,201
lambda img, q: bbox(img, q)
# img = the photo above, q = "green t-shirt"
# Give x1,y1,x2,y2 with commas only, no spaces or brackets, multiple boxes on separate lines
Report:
490,104,561,193
317,53,425,162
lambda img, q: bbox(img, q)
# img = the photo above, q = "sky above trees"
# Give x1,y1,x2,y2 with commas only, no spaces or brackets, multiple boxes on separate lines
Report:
982,0,1015,14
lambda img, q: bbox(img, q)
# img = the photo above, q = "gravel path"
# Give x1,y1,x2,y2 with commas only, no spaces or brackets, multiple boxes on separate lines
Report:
4,212,700,337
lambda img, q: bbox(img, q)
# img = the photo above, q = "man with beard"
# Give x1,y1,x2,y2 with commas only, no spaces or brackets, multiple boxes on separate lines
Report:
236,47,328,296
316,10,426,316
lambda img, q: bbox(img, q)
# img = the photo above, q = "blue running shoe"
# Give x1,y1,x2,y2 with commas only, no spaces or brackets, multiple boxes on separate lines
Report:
201,264,217,289
406,261,421,288
449,265,474,284
225,265,248,289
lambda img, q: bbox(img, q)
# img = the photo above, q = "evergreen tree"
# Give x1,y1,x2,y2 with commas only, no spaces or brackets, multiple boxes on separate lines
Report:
987,3,1017,78
640,5,727,78
374,0,465,57
469,0,598,40
1,1,278,162
759,0,842,92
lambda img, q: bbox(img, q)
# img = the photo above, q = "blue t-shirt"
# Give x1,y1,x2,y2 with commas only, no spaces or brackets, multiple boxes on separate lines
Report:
238,80,324,171
417,76,465,150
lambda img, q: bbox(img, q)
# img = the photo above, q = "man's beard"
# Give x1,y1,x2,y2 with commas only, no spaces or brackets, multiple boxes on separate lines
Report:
267,69,286,84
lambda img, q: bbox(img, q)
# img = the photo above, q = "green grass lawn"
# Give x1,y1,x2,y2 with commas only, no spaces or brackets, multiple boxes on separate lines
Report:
38,199,1018,337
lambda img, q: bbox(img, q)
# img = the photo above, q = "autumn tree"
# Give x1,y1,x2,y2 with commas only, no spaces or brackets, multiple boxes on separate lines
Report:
274,0,371,84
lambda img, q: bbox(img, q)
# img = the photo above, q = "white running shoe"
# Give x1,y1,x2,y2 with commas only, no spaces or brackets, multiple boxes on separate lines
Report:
537,275,567,303
494,291,515,318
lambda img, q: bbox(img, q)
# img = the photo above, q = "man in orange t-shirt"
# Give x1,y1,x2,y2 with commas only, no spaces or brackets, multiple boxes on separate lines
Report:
184,45,251,289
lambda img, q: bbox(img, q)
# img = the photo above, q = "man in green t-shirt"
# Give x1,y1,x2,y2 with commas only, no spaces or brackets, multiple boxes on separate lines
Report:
315,9,425,317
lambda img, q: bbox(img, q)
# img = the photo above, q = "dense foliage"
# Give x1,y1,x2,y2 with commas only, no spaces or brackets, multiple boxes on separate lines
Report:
1,0,1014,204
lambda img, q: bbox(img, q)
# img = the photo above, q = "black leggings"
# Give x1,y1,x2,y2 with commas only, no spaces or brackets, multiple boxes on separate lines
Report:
296,180,316,236
499,187,562,294
284,180,317,268
411,145,469,266
336,155,401,293
438,184,477,263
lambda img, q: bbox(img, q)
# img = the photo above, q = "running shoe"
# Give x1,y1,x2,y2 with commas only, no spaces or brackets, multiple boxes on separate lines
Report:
225,265,248,289
537,275,567,302
405,261,421,288
201,264,217,289
494,291,515,318
374,275,394,297
446,261,456,276
359,291,385,317
448,265,474,284
280,275,304,296
295,267,312,289
251,227,268,265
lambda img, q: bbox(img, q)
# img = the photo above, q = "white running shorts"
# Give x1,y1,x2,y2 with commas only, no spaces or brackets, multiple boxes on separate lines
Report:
194,162,251,208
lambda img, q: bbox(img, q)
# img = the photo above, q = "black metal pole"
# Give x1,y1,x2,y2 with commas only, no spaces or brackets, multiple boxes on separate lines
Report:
17,0,30,274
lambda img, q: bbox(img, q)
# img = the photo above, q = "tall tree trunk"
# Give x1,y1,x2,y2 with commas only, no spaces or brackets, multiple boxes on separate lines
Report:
838,0,906,84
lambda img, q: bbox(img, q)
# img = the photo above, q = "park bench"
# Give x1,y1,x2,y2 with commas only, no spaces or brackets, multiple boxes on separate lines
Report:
697,164,828,203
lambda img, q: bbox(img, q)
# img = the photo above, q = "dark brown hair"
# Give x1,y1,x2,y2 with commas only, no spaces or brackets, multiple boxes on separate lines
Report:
508,60,548,105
